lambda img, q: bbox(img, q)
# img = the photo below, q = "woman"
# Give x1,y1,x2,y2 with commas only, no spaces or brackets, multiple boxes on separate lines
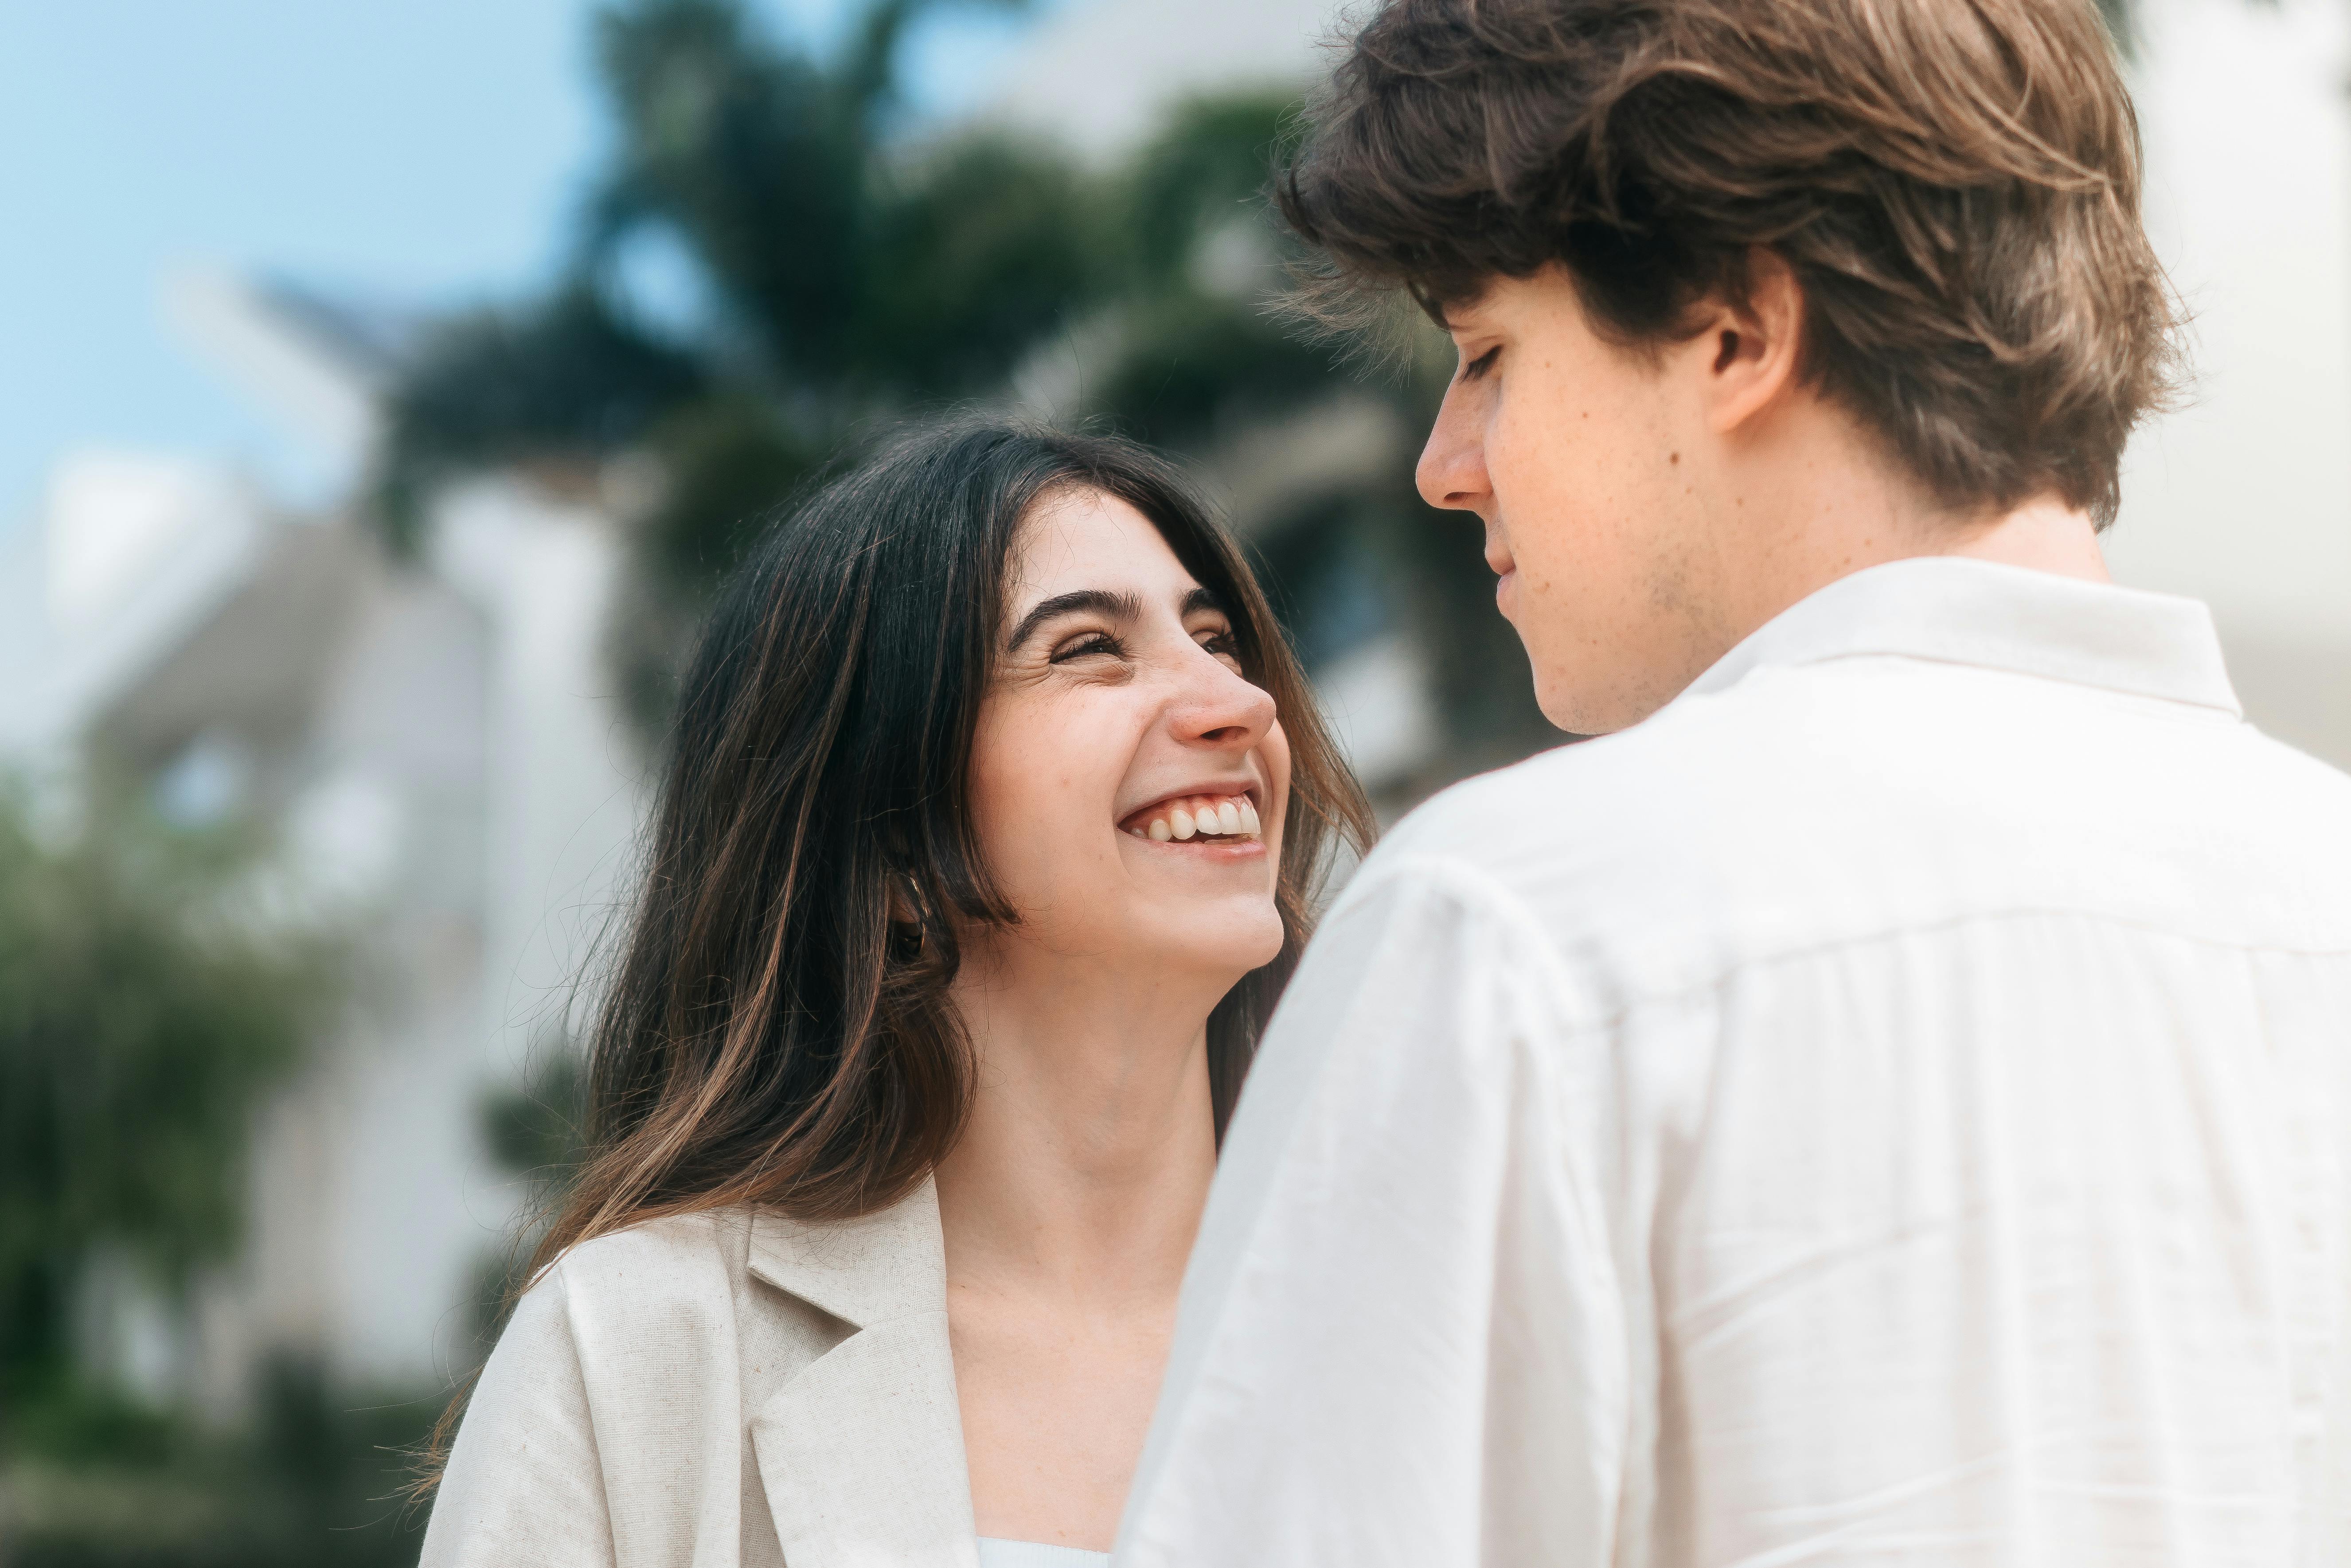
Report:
419,421,1373,1568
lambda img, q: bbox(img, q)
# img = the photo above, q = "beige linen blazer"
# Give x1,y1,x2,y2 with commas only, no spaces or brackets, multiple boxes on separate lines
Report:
418,1178,980,1568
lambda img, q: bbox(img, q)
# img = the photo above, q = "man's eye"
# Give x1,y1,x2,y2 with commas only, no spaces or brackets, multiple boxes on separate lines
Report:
1459,345,1501,382
1050,632,1123,663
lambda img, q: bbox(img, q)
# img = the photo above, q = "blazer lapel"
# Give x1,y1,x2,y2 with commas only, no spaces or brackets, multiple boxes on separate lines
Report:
745,1179,980,1568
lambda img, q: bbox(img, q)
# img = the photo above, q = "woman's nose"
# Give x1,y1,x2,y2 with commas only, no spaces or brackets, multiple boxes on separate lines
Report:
1176,651,1278,750
1416,382,1492,513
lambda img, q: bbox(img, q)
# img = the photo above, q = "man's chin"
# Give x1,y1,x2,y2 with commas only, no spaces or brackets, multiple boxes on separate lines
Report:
1534,664,1650,739
1535,692,1593,737
1529,658,1584,736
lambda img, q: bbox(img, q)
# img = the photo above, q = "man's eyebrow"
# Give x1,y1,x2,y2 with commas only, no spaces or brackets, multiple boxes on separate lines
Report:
1005,588,1141,651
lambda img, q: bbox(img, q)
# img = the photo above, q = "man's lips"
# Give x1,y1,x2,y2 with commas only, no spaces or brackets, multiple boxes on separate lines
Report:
1482,523,1514,579
1481,520,1517,615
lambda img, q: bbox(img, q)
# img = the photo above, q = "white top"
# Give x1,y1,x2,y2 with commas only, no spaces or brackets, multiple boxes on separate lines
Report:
977,1541,1111,1568
1119,560,2351,1567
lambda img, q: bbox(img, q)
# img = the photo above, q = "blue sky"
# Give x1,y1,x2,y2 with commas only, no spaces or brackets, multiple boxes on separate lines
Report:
0,0,1052,530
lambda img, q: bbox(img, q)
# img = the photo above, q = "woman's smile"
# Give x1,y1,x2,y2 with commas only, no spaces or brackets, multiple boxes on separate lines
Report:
1118,788,1264,849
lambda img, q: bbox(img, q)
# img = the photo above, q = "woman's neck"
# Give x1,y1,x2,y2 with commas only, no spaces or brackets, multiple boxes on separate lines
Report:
933,951,1221,1308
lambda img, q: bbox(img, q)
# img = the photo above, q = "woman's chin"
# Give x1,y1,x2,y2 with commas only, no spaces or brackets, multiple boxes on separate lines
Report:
1142,907,1286,984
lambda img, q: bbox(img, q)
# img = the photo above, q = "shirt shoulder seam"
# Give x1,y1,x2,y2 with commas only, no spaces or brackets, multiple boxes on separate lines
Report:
1334,858,2351,1036
1335,850,1561,944
1329,851,1607,1035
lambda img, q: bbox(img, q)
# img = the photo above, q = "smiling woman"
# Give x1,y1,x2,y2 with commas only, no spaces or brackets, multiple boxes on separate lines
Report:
416,420,1373,1568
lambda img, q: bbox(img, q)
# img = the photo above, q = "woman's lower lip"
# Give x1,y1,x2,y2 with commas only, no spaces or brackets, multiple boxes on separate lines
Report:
1125,835,1268,859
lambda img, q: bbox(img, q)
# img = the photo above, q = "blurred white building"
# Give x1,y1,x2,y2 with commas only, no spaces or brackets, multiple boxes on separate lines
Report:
2105,0,2351,770
0,278,645,1403
0,0,2342,1408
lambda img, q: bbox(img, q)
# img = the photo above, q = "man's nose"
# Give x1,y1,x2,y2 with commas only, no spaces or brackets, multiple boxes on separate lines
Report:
1416,385,1490,512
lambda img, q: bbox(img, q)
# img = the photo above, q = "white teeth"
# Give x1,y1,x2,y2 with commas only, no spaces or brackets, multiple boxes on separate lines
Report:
1127,794,1263,842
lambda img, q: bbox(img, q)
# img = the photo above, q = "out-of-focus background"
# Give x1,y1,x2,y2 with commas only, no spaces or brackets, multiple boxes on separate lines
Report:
0,0,2343,1559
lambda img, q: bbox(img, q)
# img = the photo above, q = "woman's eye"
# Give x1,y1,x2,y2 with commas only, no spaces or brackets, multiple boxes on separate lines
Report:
1197,629,1241,659
1459,345,1501,382
1049,632,1124,663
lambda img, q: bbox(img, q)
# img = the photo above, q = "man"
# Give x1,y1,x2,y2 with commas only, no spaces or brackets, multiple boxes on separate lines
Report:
1116,0,2351,1563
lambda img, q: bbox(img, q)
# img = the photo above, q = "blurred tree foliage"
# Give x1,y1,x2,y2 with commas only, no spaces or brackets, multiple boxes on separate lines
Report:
0,789,336,1412
380,0,1558,787
1,1355,435,1567
0,786,411,1565
459,1043,591,1353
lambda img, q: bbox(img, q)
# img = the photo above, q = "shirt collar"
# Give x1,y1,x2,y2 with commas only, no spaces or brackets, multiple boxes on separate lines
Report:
1677,557,2242,718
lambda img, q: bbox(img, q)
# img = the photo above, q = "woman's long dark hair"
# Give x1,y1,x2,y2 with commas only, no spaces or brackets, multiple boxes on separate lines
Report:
539,419,1370,1260
417,421,1371,1498
591,418,1366,1231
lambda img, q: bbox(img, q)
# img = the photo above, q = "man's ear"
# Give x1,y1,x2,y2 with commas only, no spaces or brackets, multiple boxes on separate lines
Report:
1698,247,1804,435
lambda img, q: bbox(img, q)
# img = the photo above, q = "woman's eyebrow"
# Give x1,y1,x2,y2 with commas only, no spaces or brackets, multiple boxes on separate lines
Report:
1182,586,1226,618
1006,588,1141,651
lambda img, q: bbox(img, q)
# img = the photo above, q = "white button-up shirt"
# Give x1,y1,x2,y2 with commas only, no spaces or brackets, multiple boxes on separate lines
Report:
1119,560,2351,1567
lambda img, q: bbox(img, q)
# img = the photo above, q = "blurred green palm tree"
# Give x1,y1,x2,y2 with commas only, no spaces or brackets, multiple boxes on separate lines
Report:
379,0,1557,800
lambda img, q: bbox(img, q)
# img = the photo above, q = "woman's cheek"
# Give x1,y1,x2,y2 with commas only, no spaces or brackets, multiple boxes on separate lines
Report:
1261,725,1293,856
966,712,1055,898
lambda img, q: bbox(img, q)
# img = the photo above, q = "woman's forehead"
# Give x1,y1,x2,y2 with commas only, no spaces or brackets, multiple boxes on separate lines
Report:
1011,488,1199,602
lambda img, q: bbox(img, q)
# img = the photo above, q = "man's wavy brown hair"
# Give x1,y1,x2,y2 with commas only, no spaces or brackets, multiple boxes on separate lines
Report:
1278,0,2183,526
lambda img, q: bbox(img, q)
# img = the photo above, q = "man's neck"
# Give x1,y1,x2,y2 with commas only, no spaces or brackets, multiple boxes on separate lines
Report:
1940,493,2110,584
1714,411,2110,660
